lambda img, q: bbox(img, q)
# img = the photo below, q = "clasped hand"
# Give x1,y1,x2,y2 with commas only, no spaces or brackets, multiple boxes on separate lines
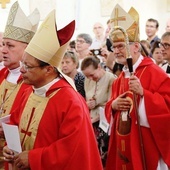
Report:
87,98,96,110
128,75,143,96
111,92,132,111
3,146,29,169
0,123,4,138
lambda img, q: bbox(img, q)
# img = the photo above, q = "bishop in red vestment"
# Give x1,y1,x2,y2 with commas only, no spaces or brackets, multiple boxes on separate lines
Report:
9,78,103,170
105,57,170,170
105,4,170,170
0,2,40,169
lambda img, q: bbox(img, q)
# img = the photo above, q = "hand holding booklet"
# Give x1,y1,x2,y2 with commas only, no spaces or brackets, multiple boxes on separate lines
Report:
2,122,22,154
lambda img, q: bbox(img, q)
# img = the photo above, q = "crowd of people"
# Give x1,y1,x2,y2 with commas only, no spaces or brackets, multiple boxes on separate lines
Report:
0,1,170,170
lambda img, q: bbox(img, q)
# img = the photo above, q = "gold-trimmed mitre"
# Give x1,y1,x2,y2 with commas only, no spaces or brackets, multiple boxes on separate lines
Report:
3,1,40,44
25,10,76,90
109,4,140,42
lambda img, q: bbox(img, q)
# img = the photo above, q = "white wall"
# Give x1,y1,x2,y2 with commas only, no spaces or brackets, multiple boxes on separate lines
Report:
0,0,30,32
0,0,170,40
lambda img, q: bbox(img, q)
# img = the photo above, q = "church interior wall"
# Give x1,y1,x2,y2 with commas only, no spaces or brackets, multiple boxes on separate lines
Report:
0,0,169,40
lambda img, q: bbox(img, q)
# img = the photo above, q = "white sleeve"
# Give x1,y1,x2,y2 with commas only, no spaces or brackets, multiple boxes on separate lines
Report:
138,97,150,127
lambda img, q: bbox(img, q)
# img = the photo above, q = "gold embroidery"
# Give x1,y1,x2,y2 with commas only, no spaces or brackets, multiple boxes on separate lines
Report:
19,89,60,150
0,80,22,117
121,140,125,151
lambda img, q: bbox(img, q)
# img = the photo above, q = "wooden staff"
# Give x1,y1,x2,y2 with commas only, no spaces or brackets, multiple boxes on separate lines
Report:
127,57,147,170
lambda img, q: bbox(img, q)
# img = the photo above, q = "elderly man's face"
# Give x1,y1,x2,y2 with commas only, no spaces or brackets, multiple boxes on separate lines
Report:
2,39,27,69
111,41,139,66
111,42,127,65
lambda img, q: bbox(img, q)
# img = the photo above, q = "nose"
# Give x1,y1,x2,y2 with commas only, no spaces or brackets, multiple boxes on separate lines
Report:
20,64,27,73
114,47,120,53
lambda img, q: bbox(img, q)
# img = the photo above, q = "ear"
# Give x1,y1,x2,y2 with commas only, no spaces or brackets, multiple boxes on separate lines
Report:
45,65,55,74
73,63,77,69
133,42,140,53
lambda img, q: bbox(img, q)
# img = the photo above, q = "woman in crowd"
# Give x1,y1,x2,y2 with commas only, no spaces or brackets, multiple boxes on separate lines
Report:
61,51,85,98
81,56,116,167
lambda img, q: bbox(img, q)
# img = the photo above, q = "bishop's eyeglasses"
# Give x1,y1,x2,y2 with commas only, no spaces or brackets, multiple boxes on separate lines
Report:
111,44,125,51
111,42,134,52
21,62,42,71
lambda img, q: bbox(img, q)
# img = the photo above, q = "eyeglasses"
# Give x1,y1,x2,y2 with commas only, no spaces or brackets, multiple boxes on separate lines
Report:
75,39,86,44
21,62,42,71
111,44,125,51
159,42,170,49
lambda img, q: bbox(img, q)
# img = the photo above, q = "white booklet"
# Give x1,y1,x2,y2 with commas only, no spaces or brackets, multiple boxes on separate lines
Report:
2,123,22,154
99,107,109,133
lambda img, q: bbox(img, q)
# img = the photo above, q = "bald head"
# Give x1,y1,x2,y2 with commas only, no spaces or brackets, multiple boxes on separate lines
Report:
93,22,104,39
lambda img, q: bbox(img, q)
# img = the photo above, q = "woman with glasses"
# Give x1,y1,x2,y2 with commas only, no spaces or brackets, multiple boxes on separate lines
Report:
75,33,92,71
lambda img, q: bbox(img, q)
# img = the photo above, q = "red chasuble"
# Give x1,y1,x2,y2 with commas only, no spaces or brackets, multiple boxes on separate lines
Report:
0,67,30,116
105,57,170,170
9,78,103,170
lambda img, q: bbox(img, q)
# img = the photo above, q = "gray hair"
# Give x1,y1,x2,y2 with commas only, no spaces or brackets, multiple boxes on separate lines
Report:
64,51,79,68
76,33,92,45
161,31,170,39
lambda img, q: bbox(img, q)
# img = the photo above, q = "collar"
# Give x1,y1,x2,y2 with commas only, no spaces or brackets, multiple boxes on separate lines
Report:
6,65,22,83
33,78,60,97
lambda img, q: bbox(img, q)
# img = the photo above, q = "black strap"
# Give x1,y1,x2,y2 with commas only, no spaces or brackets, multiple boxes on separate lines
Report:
166,65,170,73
